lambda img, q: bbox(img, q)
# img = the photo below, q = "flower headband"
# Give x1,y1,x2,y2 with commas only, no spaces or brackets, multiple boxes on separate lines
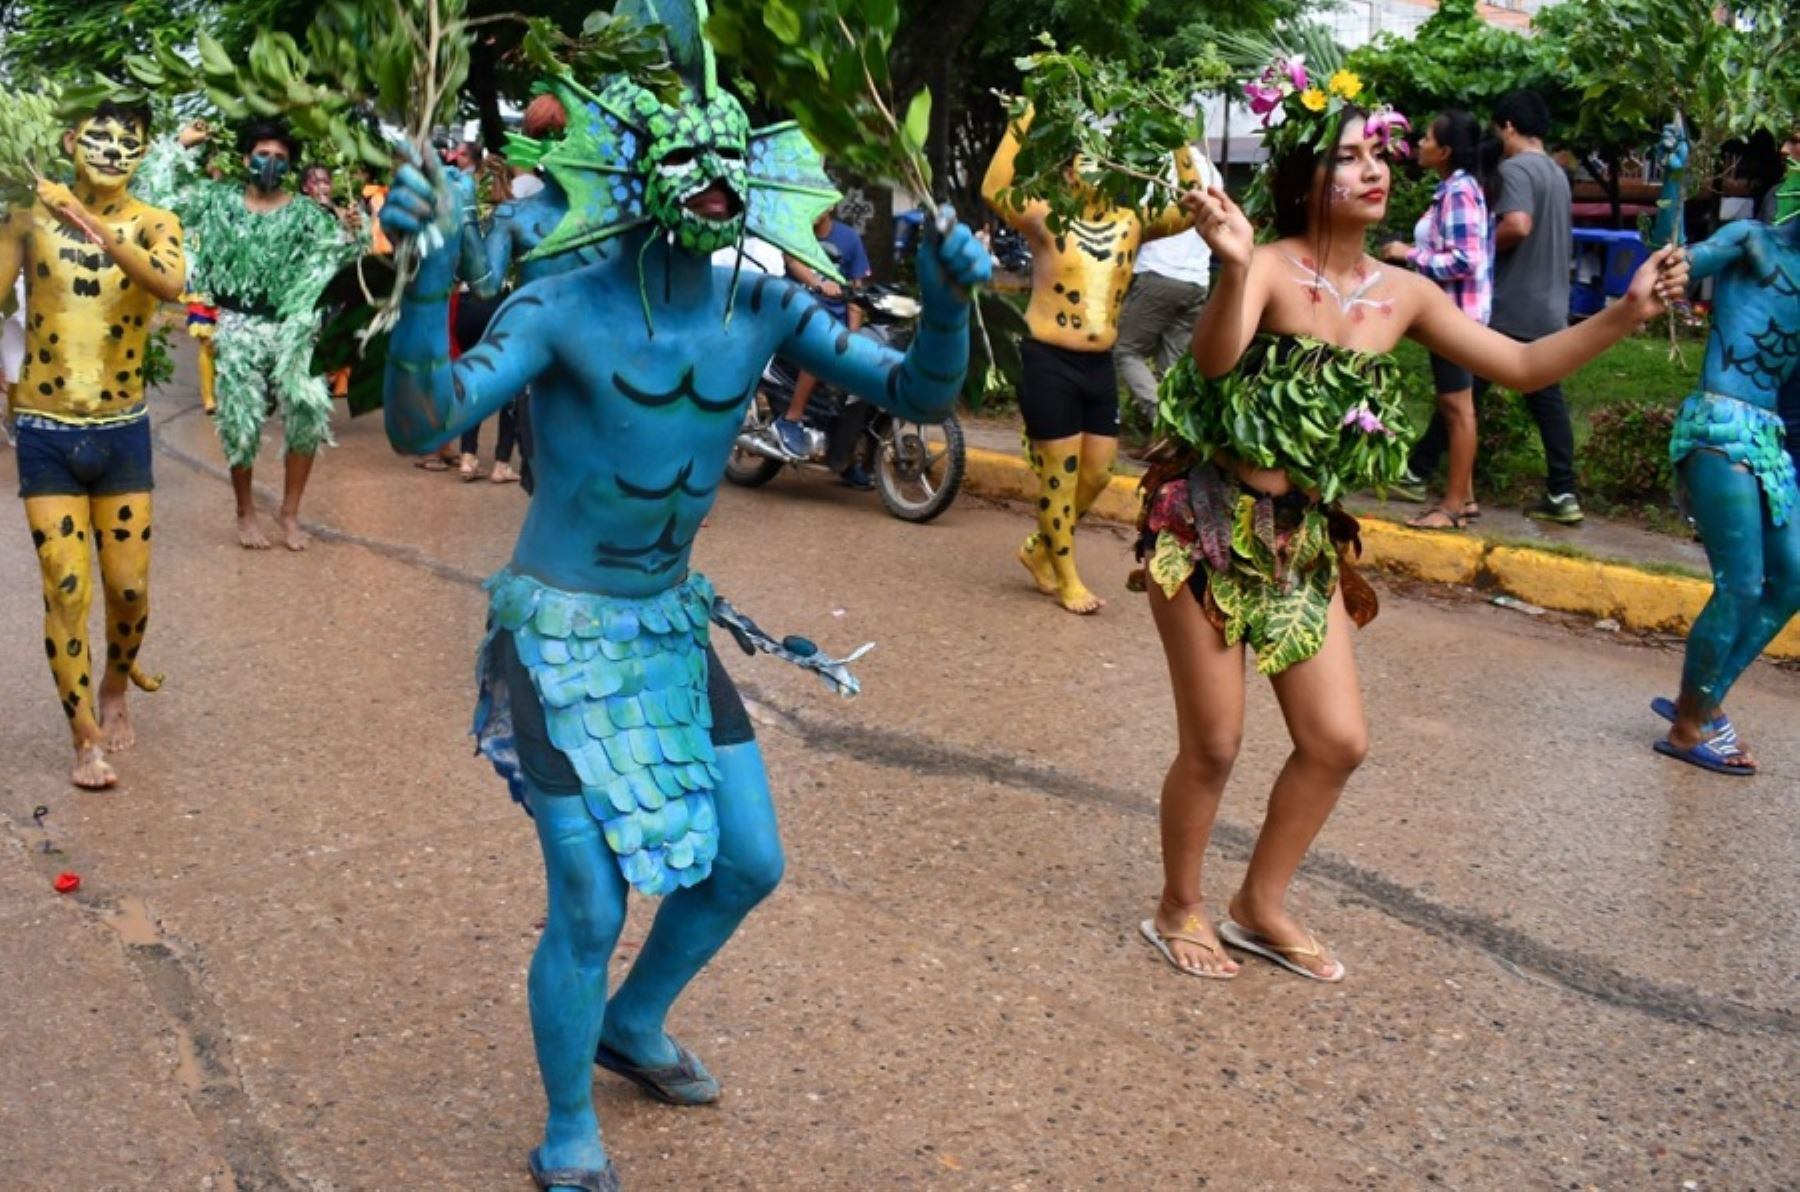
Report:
1241,56,1410,224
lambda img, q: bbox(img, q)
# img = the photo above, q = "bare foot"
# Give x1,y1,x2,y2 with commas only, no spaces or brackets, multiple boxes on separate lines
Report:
1668,718,1757,770
1016,537,1059,596
1058,582,1105,615
1227,892,1344,981
72,743,118,789
98,686,135,751
278,513,311,552
237,514,271,550
489,461,520,484
1151,899,1239,977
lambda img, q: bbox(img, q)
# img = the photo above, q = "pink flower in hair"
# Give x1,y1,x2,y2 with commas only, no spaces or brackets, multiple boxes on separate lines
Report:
1365,108,1412,157
1244,80,1285,123
1283,56,1310,92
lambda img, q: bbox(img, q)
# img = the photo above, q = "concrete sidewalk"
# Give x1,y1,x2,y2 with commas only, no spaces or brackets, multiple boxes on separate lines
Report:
956,417,1800,659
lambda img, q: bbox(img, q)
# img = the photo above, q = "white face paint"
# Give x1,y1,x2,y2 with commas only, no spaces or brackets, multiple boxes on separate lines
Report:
1330,183,1352,202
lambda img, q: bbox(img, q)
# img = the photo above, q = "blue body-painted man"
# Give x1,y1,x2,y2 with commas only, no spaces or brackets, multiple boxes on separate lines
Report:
1648,123,1800,776
381,11,992,1187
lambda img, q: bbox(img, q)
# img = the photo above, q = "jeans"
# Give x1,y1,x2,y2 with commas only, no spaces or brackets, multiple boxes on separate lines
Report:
1408,329,1578,499
1113,271,1207,425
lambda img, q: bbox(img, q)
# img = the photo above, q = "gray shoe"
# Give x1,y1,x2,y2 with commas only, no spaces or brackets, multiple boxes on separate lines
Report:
1524,492,1584,524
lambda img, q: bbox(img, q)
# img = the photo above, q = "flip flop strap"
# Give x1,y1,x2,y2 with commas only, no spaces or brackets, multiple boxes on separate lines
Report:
1157,930,1223,956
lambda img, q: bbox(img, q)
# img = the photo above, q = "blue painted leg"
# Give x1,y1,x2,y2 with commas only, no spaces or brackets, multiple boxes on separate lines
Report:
1678,452,1768,713
1711,496,1800,698
527,783,628,1186
600,740,785,1078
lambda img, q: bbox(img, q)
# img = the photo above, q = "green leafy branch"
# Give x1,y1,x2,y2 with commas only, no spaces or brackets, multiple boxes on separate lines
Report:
999,35,1225,233
514,10,685,107
707,0,934,204
0,86,68,208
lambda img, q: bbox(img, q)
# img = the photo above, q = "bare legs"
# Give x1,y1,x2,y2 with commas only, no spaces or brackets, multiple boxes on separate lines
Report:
1148,581,1366,979
231,452,316,552
1409,386,1477,529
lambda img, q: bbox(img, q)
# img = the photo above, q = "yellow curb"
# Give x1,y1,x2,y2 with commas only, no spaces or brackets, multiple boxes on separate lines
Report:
1359,520,1484,585
959,447,1800,661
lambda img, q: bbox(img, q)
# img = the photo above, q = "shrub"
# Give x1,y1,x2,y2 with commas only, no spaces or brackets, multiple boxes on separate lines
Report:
1579,399,1676,503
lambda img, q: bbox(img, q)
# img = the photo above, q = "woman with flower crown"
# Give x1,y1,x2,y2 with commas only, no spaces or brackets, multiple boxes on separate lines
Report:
1136,57,1688,983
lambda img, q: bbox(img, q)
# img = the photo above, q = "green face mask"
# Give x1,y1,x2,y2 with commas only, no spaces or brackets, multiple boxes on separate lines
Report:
636,86,750,255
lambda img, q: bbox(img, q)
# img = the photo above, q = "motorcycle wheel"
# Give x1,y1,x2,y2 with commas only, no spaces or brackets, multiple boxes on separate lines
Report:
874,413,965,523
724,388,785,488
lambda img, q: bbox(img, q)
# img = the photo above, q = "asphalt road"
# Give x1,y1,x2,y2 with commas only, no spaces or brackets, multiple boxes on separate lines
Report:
1,364,1794,1190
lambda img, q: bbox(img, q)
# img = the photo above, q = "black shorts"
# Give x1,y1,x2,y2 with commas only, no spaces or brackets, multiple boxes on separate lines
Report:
1429,351,1473,394
15,415,154,499
1018,338,1120,440
494,630,755,796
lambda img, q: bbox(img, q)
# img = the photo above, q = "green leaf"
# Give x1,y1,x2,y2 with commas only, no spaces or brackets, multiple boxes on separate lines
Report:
762,0,802,44
901,88,931,155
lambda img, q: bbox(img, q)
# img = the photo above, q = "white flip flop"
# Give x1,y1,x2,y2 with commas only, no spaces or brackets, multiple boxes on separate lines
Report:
1218,919,1346,983
1138,919,1238,981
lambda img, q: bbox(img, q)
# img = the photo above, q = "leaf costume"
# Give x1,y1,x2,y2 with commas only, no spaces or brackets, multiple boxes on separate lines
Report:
1138,334,1410,674
134,140,360,466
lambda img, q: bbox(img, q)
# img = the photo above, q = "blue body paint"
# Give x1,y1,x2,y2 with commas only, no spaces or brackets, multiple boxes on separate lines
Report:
1651,125,1800,714
380,49,990,1182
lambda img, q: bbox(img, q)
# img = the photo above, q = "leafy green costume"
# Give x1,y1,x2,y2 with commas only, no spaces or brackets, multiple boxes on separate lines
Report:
1141,334,1412,674
135,140,360,465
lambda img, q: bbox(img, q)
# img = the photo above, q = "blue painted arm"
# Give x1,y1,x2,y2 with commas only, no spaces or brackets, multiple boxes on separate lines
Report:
780,206,992,422
1684,220,1755,282
381,164,551,453
461,204,517,300
1648,122,1690,250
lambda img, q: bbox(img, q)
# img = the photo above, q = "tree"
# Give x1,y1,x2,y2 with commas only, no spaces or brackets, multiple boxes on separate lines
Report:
0,0,196,84
1542,0,1798,234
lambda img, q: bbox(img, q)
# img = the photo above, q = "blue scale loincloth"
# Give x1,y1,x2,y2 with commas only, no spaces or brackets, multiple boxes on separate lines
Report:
1670,392,1798,527
473,569,722,896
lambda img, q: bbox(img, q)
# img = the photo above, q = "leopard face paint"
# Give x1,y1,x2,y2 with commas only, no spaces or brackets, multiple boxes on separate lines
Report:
71,118,147,197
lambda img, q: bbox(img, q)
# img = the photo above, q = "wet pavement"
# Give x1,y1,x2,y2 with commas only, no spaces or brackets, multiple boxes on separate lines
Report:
1,357,1795,1189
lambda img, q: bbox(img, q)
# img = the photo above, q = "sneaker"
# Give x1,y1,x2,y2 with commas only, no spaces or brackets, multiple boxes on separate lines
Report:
839,463,873,490
1386,468,1428,503
1525,492,1584,524
772,418,809,460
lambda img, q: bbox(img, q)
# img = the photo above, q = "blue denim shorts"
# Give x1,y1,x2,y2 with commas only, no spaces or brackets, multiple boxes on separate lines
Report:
15,414,155,499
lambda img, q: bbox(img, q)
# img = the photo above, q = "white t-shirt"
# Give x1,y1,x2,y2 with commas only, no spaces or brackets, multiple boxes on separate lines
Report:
2,276,25,388
1133,152,1221,288
711,236,786,276
509,172,546,200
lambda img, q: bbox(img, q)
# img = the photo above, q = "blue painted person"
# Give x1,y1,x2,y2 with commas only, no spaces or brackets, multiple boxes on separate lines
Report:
379,13,992,1190
1648,122,1800,776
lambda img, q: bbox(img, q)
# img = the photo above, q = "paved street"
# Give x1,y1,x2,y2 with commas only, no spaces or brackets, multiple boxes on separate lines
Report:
1,362,1795,1189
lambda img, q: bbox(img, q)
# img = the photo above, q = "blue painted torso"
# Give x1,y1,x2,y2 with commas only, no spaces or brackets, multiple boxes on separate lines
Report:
1690,221,1800,410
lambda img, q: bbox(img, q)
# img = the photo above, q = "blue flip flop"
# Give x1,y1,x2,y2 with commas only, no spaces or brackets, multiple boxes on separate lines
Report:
1649,696,1728,733
1653,723,1756,777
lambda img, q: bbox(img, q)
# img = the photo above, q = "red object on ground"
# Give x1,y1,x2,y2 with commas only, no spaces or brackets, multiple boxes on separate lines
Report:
53,872,80,894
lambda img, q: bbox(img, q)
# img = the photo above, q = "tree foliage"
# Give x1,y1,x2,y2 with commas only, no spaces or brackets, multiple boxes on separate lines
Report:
1345,0,1561,128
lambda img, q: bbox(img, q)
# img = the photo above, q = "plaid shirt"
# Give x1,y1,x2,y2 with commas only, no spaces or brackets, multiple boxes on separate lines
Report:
1409,170,1492,325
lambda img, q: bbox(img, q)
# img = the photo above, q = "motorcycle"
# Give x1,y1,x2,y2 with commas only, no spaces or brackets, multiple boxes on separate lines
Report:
725,282,967,524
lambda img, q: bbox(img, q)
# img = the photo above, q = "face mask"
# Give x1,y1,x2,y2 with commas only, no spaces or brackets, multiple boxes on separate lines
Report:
642,92,751,256
248,153,289,192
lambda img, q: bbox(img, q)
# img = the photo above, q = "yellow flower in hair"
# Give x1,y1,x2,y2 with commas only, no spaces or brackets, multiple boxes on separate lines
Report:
1301,88,1328,112
1328,70,1363,100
